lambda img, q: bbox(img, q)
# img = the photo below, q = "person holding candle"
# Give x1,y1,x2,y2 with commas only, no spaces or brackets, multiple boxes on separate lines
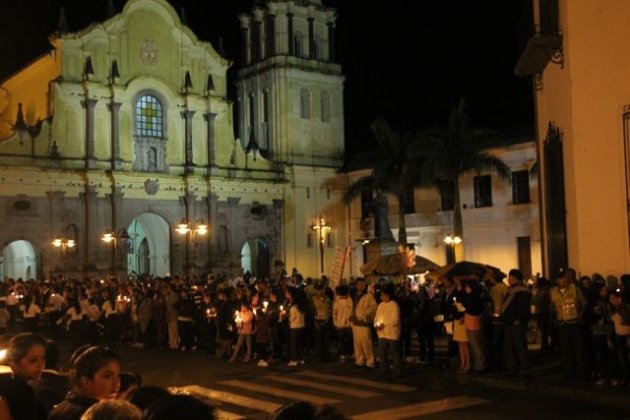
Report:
229,301,254,363
252,293,271,366
201,293,218,356
267,288,285,363
374,284,401,377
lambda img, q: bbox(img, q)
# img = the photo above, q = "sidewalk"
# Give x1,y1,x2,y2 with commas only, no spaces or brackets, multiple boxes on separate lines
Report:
406,336,630,409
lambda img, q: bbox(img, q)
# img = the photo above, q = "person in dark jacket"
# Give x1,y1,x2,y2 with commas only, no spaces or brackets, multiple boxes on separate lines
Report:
216,289,235,359
501,269,532,376
174,289,197,351
201,293,218,356
0,333,48,420
462,281,486,373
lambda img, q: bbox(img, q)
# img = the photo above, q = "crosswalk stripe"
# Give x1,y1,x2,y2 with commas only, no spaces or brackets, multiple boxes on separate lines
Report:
219,379,341,406
177,385,282,413
262,374,381,398
297,371,416,392
215,409,245,420
351,396,489,419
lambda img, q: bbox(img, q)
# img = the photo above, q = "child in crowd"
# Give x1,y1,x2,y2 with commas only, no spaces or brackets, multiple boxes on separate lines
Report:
49,346,121,420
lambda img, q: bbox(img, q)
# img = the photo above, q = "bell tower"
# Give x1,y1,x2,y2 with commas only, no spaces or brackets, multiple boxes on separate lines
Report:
236,0,344,167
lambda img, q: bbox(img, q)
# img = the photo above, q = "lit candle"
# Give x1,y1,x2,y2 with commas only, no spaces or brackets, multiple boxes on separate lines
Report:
263,301,269,310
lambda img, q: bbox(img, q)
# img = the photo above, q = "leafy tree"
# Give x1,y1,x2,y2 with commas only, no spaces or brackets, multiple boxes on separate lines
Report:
419,99,511,240
343,118,428,245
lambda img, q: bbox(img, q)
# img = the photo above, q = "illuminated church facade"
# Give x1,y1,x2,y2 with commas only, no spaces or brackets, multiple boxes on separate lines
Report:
0,0,541,282
0,0,346,281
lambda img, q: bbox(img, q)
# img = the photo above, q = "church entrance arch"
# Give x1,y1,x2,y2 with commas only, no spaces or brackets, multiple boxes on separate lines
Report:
127,213,170,277
1,240,38,280
240,238,270,279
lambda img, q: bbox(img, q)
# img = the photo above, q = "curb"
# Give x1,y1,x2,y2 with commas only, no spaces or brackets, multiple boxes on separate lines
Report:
453,373,630,409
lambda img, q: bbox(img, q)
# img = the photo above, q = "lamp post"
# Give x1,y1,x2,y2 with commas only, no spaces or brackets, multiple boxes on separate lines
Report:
175,218,208,280
101,228,130,279
444,234,462,264
312,216,332,274
51,237,76,280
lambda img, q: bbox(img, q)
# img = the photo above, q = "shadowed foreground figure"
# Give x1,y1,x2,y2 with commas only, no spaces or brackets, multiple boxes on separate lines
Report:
143,394,215,420
81,399,141,420
268,401,348,420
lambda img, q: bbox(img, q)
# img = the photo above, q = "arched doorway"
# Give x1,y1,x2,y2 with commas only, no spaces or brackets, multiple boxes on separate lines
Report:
1,240,37,280
127,213,170,277
240,239,270,279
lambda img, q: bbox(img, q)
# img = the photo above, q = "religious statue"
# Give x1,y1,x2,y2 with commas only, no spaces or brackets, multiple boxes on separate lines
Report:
371,193,395,242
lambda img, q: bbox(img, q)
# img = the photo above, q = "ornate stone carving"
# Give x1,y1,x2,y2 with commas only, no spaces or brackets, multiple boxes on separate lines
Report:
140,39,158,66
144,179,159,195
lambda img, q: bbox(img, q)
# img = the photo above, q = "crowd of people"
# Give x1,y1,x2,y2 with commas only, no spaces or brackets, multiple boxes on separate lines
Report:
0,332,348,419
0,265,628,418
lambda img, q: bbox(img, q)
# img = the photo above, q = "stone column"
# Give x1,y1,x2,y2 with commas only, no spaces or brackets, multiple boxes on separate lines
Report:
79,186,98,272
107,101,122,170
203,113,217,167
106,187,125,276
181,109,196,173
241,27,249,65
273,199,284,274
267,15,276,57
253,20,262,62
287,13,294,55
46,191,66,277
327,22,336,62
81,98,98,169
107,187,124,233
206,193,219,269
308,17,315,59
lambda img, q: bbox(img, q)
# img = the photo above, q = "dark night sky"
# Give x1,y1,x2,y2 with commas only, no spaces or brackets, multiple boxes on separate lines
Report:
0,0,534,157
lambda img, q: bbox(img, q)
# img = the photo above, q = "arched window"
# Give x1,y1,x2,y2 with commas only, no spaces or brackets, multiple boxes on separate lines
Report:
320,91,330,123
300,88,310,119
135,94,164,138
133,91,167,172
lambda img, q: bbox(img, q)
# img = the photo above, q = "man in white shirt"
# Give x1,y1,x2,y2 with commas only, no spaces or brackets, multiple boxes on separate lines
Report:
375,283,402,377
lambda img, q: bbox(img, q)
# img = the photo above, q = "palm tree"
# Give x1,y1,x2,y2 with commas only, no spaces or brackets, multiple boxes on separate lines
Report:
343,118,427,245
419,99,512,242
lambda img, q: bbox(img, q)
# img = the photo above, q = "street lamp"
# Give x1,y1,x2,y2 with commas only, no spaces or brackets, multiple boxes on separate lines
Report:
51,237,76,280
101,228,130,279
175,218,208,280
444,235,462,264
312,216,332,274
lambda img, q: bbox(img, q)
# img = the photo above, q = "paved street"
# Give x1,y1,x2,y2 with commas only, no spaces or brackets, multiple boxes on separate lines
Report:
63,344,629,420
